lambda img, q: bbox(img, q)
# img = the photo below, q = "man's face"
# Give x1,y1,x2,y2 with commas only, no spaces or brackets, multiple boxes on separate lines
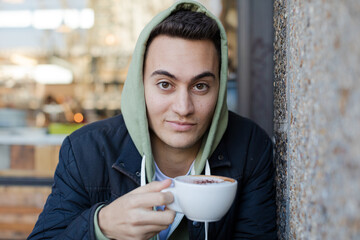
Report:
143,35,220,151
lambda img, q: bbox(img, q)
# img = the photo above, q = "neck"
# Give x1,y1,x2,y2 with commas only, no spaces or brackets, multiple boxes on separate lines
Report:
151,136,201,178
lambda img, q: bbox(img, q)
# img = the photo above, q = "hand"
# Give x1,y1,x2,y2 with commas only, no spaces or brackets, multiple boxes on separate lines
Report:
98,179,175,240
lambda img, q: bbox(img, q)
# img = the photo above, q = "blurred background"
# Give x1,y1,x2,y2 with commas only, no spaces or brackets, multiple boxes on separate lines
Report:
0,0,275,238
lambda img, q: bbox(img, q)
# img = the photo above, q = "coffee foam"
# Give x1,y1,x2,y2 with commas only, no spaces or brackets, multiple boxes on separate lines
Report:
180,176,232,185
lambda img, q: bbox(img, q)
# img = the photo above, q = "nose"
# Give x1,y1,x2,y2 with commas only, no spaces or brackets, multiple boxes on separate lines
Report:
172,89,195,116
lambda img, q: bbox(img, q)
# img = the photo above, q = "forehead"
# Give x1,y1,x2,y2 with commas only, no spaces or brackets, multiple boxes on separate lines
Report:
144,35,219,77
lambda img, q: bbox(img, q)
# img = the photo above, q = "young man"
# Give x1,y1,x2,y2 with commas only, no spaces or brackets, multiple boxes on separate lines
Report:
28,1,276,239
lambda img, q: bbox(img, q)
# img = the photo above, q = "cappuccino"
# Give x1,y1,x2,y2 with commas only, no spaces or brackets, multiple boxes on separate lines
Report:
179,175,234,185
162,174,238,222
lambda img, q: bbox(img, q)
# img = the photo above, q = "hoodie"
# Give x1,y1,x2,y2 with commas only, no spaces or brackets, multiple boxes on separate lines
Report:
121,0,229,184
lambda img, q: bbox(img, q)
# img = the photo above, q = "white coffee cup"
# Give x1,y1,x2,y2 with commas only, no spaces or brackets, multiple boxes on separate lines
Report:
161,175,237,222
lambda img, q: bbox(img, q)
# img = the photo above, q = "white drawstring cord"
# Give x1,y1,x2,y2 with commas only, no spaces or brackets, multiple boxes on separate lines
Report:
203,160,211,240
191,159,211,175
205,160,211,175
140,155,146,186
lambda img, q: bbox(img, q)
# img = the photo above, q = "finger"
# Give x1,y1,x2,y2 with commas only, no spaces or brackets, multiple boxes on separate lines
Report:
131,179,172,194
129,191,174,208
134,209,176,226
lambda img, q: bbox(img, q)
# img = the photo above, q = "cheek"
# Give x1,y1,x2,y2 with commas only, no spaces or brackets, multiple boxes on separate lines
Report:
145,94,168,117
199,92,218,113
196,98,217,121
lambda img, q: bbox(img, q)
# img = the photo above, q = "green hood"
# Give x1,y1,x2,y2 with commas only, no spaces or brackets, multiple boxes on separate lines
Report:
121,0,229,183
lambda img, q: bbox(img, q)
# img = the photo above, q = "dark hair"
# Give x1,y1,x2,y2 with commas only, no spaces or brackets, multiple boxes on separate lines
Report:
145,10,221,62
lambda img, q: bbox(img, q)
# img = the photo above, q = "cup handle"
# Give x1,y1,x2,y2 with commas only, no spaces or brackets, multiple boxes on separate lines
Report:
161,187,183,213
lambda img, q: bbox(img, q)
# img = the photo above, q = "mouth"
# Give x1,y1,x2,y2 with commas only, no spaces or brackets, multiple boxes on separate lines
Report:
166,120,196,131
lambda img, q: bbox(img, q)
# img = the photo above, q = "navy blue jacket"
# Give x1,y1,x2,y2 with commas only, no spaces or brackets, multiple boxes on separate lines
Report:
28,112,277,240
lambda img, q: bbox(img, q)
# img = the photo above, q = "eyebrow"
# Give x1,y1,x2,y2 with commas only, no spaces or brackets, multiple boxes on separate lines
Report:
150,70,216,82
151,70,177,80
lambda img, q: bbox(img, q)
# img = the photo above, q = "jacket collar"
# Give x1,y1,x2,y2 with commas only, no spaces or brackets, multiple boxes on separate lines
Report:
208,139,232,169
112,134,142,185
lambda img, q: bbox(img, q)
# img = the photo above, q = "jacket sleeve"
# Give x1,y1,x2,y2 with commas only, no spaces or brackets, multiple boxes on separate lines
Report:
28,137,100,240
94,205,110,240
234,134,277,240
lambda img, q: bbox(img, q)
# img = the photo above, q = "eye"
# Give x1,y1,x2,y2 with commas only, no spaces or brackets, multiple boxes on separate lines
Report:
157,81,172,90
193,83,209,92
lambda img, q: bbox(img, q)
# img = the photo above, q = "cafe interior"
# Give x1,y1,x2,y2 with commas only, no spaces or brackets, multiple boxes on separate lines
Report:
0,0,238,238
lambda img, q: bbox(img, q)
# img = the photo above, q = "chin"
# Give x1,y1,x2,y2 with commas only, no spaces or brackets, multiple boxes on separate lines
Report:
166,138,201,150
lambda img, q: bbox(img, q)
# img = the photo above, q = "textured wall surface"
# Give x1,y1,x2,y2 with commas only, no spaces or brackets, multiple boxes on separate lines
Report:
274,0,360,239
273,0,289,238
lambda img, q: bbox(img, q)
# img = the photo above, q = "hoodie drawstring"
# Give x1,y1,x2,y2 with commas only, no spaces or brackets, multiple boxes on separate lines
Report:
205,159,211,175
141,155,146,186
190,159,211,175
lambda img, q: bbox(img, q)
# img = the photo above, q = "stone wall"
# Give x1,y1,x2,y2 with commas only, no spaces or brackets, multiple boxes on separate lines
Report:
273,0,360,239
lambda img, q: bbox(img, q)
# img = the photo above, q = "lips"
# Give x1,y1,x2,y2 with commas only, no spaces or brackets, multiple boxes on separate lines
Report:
166,120,196,131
